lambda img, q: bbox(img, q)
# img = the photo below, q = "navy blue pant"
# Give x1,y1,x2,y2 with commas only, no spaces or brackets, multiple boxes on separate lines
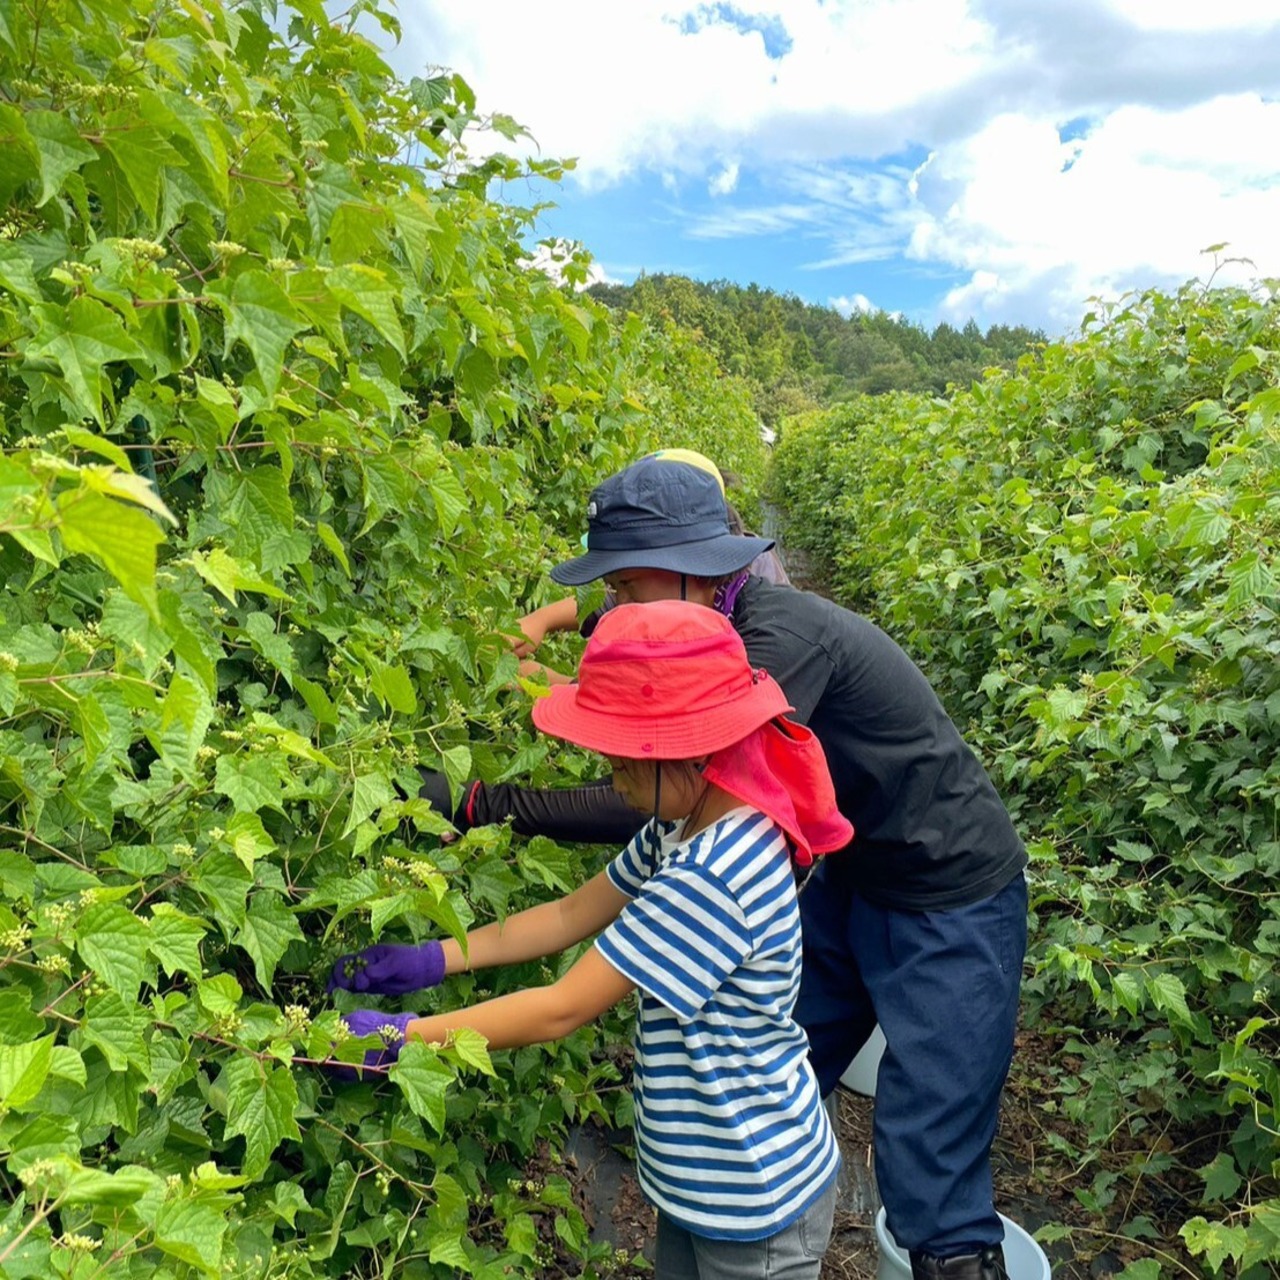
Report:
796,862,1027,1257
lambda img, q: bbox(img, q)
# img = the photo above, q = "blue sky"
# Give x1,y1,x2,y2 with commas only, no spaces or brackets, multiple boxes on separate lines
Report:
377,1,1280,335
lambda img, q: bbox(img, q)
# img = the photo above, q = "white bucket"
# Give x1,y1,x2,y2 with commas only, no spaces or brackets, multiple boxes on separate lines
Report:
875,1209,1052,1280
839,1025,886,1096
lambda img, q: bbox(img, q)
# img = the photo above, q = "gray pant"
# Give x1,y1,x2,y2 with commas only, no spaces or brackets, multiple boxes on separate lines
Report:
653,1176,838,1280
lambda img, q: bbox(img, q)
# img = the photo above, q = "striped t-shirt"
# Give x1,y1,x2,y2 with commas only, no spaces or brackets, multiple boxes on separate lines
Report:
595,806,840,1240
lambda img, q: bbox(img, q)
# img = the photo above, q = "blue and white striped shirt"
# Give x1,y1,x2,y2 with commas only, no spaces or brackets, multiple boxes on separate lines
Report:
595,807,840,1240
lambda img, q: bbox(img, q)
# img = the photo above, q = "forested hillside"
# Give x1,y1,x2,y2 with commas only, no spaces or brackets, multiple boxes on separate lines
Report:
770,282,1280,1278
590,274,1044,425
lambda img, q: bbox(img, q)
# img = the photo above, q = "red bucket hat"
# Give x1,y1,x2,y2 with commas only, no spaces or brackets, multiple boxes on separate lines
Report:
532,601,789,757
532,602,853,863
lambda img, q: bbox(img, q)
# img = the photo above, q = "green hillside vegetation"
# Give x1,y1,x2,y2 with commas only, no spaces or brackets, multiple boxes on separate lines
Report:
590,273,1045,425
770,281,1280,1278
0,2,764,1277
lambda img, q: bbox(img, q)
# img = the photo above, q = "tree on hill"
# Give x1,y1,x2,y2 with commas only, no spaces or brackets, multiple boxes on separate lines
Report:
589,274,1045,423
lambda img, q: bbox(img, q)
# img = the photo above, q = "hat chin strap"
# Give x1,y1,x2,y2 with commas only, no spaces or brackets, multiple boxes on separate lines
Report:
679,574,687,601
649,763,663,861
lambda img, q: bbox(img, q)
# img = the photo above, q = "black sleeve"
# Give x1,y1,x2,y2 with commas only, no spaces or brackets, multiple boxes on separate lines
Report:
469,778,645,845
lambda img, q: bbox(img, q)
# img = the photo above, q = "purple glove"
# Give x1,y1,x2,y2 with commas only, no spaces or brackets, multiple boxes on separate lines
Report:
332,1010,416,1078
327,940,447,995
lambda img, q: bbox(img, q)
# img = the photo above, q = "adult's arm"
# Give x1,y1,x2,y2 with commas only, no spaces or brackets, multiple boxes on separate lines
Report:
510,597,580,657
423,771,646,845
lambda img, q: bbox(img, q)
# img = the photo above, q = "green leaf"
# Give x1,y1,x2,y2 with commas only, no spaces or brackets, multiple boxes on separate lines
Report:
223,811,276,871
439,744,472,802
466,855,522,919
244,610,296,683
1198,1152,1243,1203
214,752,285,814
25,109,97,206
236,891,304,988
188,546,289,603
157,672,214,777
518,837,576,894
343,769,396,837
155,1195,228,1275
389,1041,453,1134
0,242,42,303
505,1212,539,1260
57,489,165,610
1225,551,1273,610
197,973,243,1019
1145,971,1192,1026
147,903,208,978
1112,1263,1162,1280
430,467,469,537
315,520,350,576
1180,1216,1248,1272
1110,970,1142,1016
220,1055,301,1179
0,1035,54,1110
63,423,133,471
192,852,252,932
60,1162,162,1206
80,991,150,1072
424,1170,470,1267
1177,503,1230,548
327,263,405,357
214,270,306,397
369,657,417,715
446,1026,494,1076
77,901,150,1000
0,989,44,1042
3,1113,81,1172
100,120,183,220
27,297,145,424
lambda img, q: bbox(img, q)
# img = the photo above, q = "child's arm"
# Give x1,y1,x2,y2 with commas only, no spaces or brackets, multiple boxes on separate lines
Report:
406,946,633,1051
508,597,580,658
328,869,629,996
440,869,628,975
516,658,574,686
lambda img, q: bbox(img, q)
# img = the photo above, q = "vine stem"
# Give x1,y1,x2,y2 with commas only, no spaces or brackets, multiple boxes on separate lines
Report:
310,1115,433,1196
0,1194,52,1266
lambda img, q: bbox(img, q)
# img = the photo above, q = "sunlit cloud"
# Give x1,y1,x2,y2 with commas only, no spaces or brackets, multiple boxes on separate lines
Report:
708,161,742,196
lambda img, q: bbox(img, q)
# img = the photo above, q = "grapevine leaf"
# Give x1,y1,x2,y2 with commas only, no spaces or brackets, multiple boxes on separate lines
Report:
76,902,150,1000
57,489,165,610
213,270,306,397
236,891,304,988
221,1055,301,1179
389,1041,453,1135
26,298,145,424
155,1195,229,1275
147,903,208,978
25,109,97,205
0,1035,55,1110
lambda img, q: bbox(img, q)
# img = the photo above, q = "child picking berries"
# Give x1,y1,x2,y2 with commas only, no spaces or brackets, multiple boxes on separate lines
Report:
328,601,853,1277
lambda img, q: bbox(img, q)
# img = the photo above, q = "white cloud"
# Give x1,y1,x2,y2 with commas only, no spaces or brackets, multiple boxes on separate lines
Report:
1100,0,1279,31
709,161,741,196
390,1,999,185
907,94,1280,326
829,293,876,317
524,240,615,290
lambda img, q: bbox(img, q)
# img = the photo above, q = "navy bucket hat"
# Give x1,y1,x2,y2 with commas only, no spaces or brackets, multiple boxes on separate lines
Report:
550,457,775,586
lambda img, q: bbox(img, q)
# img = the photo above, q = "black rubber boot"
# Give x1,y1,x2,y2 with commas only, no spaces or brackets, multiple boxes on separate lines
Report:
909,1246,1009,1280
